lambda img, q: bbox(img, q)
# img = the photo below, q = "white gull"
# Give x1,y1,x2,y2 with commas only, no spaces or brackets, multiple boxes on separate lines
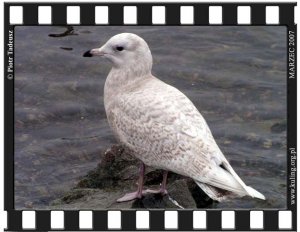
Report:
83,33,265,202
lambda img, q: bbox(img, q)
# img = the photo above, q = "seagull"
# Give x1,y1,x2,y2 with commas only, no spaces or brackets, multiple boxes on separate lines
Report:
83,33,265,202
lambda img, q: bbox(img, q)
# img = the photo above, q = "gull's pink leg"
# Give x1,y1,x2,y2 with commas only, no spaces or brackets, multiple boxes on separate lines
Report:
117,168,169,202
160,170,168,195
117,163,145,202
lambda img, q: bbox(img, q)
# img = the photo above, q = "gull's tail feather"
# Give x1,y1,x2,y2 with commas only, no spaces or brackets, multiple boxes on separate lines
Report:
221,161,266,200
245,186,266,200
194,159,266,201
196,181,265,202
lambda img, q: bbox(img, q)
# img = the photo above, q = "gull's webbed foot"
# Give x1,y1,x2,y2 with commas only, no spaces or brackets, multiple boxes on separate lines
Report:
117,191,143,202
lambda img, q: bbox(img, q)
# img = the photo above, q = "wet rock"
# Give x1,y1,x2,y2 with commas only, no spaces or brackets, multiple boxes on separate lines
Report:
167,179,197,208
51,144,213,209
52,188,98,205
52,189,128,209
187,180,214,208
77,145,139,189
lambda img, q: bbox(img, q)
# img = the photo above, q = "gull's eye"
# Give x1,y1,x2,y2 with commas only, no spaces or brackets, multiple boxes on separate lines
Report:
116,46,124,51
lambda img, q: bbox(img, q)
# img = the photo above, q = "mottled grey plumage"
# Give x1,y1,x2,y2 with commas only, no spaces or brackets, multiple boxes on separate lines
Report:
87,33,265,201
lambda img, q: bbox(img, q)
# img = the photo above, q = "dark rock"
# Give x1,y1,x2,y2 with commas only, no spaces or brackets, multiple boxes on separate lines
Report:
51,144,214,209
77,145,138,189
52,188,97,205
168,179,197,208
187,180,215,208
132,194,177,209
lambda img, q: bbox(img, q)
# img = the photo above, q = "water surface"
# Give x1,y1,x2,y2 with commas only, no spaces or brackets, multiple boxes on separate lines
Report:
15,26,287,209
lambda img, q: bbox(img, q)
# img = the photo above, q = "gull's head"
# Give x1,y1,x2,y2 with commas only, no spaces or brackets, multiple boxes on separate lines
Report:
83,33,153,74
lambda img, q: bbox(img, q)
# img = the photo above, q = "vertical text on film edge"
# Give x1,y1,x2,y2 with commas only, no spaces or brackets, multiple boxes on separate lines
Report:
7,30,13,80
289,148,296,205
288,30,295,79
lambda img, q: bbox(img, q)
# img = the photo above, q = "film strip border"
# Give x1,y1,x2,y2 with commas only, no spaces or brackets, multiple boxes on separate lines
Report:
7,210,294,231
6,3,296,25
4,2,297,232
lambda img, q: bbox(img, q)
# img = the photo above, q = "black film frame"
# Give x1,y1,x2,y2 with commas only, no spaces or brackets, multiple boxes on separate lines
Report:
4,2,297,231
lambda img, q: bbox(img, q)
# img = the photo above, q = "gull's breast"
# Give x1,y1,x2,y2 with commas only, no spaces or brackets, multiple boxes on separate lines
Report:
103,75,218,176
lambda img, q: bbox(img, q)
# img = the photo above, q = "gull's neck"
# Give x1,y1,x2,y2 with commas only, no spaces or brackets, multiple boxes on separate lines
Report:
107,65,152,87
104,66,152,103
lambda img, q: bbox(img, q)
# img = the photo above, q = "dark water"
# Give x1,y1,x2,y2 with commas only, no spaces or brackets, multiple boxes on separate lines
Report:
15,26,287,209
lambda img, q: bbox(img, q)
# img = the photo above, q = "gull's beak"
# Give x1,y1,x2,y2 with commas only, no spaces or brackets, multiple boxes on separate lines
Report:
83,47,106,57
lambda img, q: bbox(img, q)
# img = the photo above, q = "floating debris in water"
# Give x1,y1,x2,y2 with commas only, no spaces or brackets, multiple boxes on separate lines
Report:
271,121,286,133
60,47,73,51
48,26,77,37
223,140,232,145
262,139,272,149
246,133,259,142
